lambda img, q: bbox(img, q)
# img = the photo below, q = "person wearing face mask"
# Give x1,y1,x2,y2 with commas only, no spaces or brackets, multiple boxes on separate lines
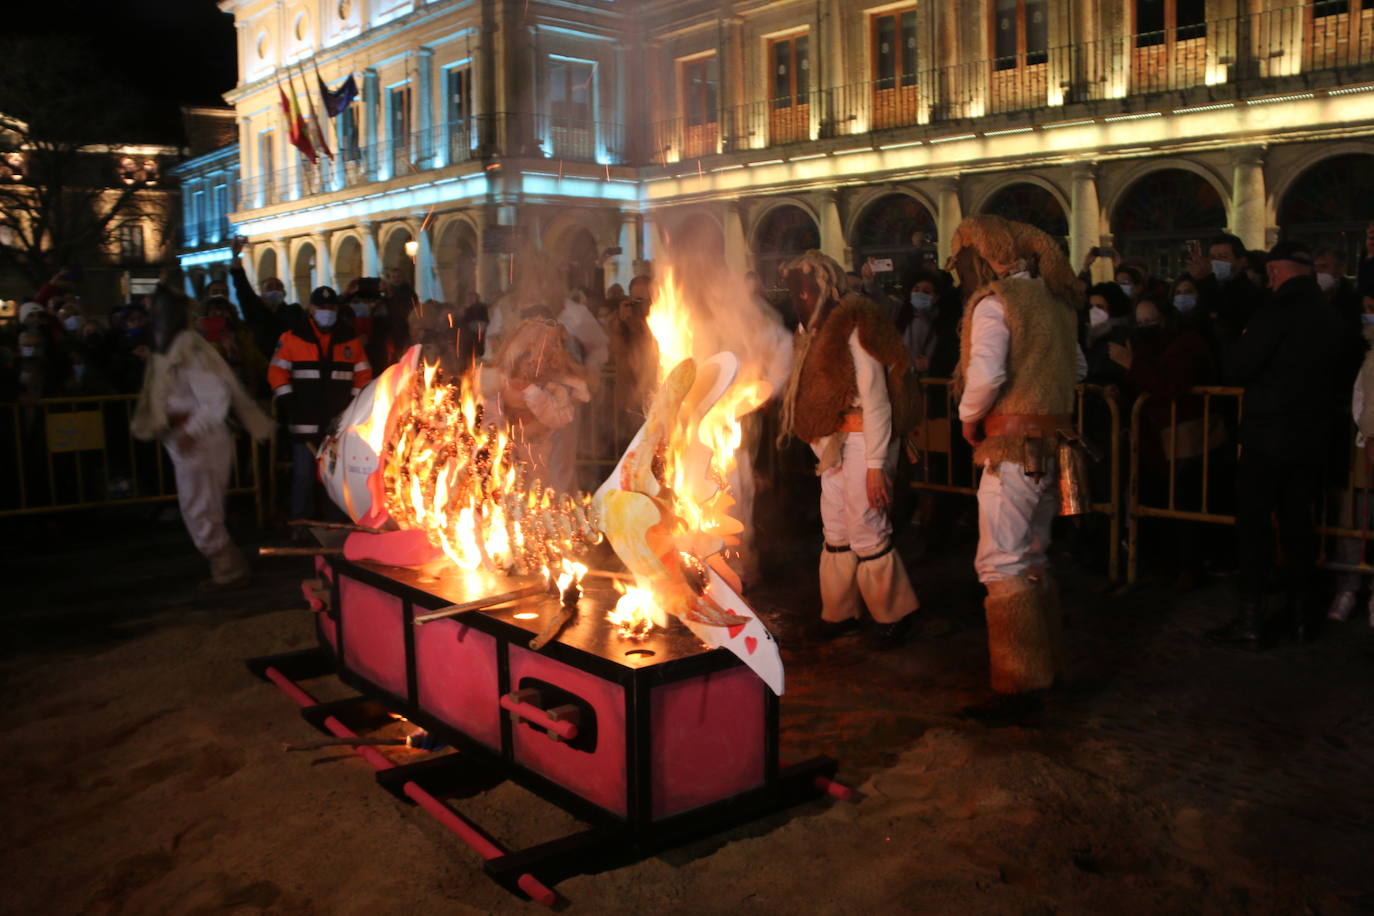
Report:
268,286,373,525
1111,294,1221,588
229,236,304,360
1114,265,1143,304
131,286,274,590
894,270,944,376
1213,240,1345,649
1083,282,1132,386
1188,233,1258,346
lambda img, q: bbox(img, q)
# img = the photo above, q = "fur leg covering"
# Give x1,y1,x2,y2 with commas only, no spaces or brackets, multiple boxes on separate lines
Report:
1032,569,1066,679
855,544,919,624
984,575,1055,694
819,546,862,622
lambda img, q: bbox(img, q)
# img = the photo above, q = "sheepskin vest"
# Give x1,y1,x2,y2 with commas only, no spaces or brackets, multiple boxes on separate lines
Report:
790,294,911,443
955,277,1078,471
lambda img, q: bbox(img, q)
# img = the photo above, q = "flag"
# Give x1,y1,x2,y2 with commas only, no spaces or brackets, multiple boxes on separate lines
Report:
280,75,317,164
316,61,359,118
297,64,333,161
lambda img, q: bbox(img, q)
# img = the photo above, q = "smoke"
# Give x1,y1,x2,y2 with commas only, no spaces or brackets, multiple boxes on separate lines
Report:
651,230,796,587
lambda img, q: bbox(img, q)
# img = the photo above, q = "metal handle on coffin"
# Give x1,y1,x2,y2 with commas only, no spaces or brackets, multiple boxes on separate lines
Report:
500,691,580,742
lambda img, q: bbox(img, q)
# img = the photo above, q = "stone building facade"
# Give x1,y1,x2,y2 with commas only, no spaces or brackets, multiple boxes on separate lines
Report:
205,0,1374,303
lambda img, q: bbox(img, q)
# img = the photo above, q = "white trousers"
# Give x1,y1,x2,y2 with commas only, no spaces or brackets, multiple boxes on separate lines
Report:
818,433,917,623
975,460,1058,583
167,425,234,558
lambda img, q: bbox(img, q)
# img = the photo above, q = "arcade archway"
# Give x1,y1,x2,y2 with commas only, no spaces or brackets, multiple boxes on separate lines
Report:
1278,153,1374,269
752,204,820,289
850,193,937,285
1112,168,1227,281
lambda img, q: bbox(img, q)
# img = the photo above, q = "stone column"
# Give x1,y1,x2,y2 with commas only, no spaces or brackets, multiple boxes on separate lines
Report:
183,271,198,300
611,209,637,288
414,216,438,302
359,220,379,278
1069,162,1102,280
935,178,963,264
417,47,435,167
312,231,332,292
1230,145,1267,251
273,237,292,302
819,190,847,267
640,210,658,273
363,68,380,179
723,199,749,276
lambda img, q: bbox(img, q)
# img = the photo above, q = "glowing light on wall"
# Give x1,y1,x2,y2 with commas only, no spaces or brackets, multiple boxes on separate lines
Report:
179,247,233,268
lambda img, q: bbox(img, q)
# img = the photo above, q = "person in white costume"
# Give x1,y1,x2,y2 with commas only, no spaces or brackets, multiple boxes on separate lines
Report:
779,250,919,648
132,287,274,589
950,215,1086,714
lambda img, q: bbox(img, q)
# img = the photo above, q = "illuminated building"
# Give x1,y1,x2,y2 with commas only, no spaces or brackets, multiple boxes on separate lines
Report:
201,0,1374,301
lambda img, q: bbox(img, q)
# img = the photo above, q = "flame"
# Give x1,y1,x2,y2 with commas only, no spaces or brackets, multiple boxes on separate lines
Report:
369,356,601,578
603,268,771,634
609,579,656,639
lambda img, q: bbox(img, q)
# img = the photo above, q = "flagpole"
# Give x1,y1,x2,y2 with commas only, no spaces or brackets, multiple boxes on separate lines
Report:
300,61,333,162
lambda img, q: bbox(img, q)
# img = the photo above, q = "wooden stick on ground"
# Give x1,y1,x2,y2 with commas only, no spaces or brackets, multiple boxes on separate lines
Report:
258,546,345,556
283,736,407,751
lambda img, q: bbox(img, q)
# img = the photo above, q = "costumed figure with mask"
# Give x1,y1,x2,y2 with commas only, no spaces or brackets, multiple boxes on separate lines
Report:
779,250,920,649
131,287,274,588
480,317,591,494
267,286,373,524
950,215,1087,715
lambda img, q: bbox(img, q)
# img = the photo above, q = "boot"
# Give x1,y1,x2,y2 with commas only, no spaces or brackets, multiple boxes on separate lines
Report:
1283,588,1321,644
201,545,251,591
983,576,1055,694
1206,596,1264,650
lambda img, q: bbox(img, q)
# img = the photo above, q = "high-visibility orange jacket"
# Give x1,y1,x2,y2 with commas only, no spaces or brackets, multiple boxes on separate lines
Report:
267,317,372,438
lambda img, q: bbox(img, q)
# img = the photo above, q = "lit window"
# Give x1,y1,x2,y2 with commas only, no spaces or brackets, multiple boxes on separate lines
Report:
119,223,145,263
994,0,1049,70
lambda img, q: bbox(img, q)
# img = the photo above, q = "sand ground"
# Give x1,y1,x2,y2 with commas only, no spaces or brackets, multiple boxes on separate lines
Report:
4,506,1373,915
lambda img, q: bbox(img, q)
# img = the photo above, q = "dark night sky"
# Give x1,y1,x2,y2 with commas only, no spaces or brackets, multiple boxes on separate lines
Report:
11,0,237,144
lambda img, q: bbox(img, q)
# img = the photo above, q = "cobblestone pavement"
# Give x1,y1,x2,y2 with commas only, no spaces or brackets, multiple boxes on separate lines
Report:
4,507,1373,914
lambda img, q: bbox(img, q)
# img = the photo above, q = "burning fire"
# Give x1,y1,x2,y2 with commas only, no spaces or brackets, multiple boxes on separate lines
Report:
599,268,772,637
348,356,601,580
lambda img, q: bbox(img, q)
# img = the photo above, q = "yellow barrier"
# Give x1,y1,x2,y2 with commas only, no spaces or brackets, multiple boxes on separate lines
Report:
905,378,1125,581
1126,385,1373,584
0,394,265,523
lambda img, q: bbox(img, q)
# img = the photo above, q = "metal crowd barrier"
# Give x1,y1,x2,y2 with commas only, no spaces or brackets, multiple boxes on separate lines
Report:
1127,384,1374,585
0,394,265,523
908,378,1124,581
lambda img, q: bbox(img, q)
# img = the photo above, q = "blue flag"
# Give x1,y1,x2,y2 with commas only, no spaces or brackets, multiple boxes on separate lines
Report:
319,73,359,118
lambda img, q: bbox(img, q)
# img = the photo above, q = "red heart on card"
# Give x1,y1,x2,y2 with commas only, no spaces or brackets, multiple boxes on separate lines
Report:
745,636,758,655
728,624,745,639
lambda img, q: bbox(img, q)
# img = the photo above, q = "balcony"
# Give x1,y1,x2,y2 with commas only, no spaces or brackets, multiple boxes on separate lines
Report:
233,114,627,213
648,2,1374,163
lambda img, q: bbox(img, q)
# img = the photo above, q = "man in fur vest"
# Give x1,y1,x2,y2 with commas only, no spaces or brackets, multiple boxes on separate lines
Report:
951,215,1086,714
780,250,920,649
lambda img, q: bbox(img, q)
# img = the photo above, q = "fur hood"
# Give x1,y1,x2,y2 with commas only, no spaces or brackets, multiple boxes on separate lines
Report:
131,330,275,443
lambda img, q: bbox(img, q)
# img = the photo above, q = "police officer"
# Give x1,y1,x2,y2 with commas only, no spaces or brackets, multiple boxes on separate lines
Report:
268,286,373,523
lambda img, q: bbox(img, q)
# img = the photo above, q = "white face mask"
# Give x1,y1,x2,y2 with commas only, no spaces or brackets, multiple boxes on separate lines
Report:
1173,294,1198,312
263,290,286,306
1362,314,1374,327
1316,272,1339,292
1118,282,1134,298
1211,260,1233,281
909,291,934,311
350,300,370,317
63,315,82,331
20,345,36,358
1089,305,1110,327
73,364,87,379
312,308,337,329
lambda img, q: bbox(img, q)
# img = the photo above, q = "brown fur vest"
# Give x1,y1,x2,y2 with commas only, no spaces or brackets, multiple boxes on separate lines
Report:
954,277,1078,471
790,294,912,443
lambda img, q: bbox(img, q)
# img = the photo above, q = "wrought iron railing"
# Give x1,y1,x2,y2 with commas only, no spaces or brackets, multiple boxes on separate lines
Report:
648,2,1374,161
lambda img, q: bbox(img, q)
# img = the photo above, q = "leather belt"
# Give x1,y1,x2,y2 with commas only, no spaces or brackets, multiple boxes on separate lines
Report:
983,413,1073,438
837,408,863,433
